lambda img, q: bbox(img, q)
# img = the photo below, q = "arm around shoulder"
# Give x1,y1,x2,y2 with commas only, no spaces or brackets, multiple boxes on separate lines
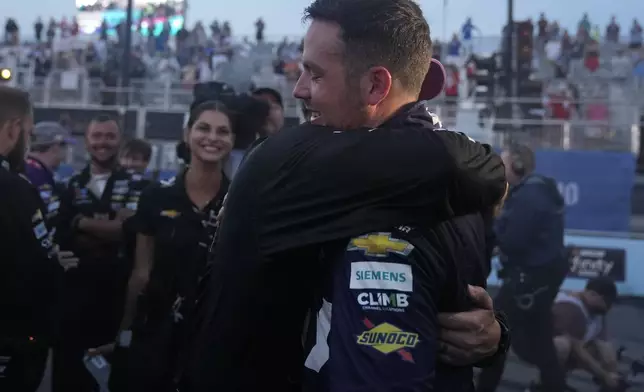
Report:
435,131,507,216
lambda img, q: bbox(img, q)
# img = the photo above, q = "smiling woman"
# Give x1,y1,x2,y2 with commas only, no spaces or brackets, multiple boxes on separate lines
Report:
184,101,236,165
91,99,234,391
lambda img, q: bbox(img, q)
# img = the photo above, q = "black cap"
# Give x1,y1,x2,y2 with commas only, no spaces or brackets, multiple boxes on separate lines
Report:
586,277,618,305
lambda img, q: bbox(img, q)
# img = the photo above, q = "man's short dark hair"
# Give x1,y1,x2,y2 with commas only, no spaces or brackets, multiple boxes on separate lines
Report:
30,144,53,153
586,277,618,305
252,87,283,108
304,0,432,95
508,143,536,175
122,138,152,162
0,86,31,126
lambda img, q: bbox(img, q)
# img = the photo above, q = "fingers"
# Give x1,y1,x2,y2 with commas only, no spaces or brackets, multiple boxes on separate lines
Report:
438,307,496,333
87,343,115,357
438,312,474,330
438,332,498,366
438,310,484,330
440,329,479,351
438,340,474,366
58,253,80,270
467,285,494,310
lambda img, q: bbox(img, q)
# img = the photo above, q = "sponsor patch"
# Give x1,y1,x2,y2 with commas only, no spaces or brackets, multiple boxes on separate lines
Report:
348,233,414,257
32,210,44,222
350,261,413,292
356,319,418,362
161,210,180,218
48,200,60,212
357,292,409,312
33,222,48,239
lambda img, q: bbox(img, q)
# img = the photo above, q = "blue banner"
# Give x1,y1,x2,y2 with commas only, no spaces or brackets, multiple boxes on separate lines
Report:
55,149,635,233
535,150,635,232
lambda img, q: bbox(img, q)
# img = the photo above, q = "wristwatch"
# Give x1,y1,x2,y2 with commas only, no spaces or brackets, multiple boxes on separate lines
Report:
474,311,511,368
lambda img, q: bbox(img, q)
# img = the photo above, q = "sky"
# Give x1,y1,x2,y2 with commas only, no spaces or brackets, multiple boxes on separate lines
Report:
3,0,643,40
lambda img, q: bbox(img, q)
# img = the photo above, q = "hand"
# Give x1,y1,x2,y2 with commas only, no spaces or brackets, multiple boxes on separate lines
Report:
602,372,621,389
57,250,79,270
87,342,115,357
438,285,501,366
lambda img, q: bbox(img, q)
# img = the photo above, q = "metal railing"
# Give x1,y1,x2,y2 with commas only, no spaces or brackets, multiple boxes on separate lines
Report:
5,69,642,153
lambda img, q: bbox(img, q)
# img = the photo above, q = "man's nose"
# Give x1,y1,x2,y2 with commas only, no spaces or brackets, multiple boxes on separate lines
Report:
292,74,310,100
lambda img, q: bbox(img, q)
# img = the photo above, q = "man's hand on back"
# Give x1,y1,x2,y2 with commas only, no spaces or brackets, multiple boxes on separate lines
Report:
438,285,501,366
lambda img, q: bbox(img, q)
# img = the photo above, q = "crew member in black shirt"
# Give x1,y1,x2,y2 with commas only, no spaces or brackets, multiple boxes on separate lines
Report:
53,115,144,392
0,86,74,391
89,101,233,391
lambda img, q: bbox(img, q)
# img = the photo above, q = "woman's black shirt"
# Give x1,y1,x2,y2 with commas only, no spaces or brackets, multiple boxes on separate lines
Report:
131,170,229,322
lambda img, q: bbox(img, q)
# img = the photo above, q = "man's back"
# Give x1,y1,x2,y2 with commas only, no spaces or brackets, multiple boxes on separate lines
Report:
496,174,565,269
303,227,456,391
302,215,492,392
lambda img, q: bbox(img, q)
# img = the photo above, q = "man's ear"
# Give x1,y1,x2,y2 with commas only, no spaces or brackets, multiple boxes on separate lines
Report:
364,66,392,106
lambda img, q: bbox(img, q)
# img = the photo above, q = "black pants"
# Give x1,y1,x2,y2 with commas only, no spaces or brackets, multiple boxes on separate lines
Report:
477,265,568,392
52,343,97,392
0,336,49,392
52,257,126,392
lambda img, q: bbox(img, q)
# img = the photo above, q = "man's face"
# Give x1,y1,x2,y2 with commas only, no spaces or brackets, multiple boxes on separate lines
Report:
49,142,68,170
120,153,149,173
501,150,519,185
293,21,368,130
582,290,611,315
254,93,284,135
86,120,120,167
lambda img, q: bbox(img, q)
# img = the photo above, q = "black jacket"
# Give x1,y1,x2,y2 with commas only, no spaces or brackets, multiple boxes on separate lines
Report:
180,102,506,391
0,156,62,339
496,173,565,269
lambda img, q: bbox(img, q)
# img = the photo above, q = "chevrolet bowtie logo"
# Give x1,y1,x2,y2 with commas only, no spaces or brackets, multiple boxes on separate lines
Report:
348,233,414,257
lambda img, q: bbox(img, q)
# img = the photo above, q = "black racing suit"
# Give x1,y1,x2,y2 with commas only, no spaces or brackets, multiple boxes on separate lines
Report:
0,155,63,392
53,165,146,392
302,212,498,392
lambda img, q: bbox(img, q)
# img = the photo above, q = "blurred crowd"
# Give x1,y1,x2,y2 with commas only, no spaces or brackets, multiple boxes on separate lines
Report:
1,15,303,97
